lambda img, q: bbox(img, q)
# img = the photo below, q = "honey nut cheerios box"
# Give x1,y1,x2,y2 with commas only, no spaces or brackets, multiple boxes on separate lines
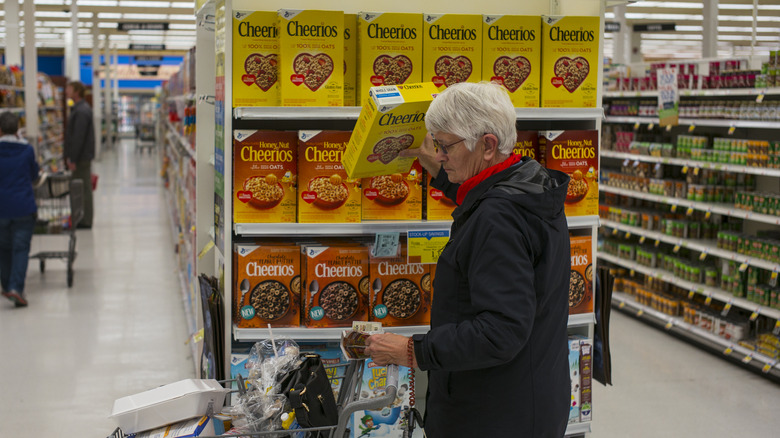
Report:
423,13,483,91
233,130,297,223
357,12,423,105
515,130,541,163
369,239,431,327
541,130,599,216
424,170,457,221
540,16,600,108
344,14,358,106
234,243,302,328
233,11,280,107
298,130,361,223
482,15,541,108
303,244,370,328
569,232,593,315
277,9,344,106
361,160,422,221
342,82,438,179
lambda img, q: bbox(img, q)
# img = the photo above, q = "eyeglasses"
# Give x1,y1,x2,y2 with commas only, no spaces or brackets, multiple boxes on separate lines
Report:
432,137,466,155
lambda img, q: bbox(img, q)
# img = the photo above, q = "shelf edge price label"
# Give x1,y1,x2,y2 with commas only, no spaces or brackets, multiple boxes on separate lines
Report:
633,121,641,130
625,232,631,239
673,244,681,253
648,122,655,130
742,354,753,364
704,295,713,306
681,165,689,174
773,320,780,336
618,301,626,309
770,270,778,287
666,124,673,132
670,204,677,213
612,228,619,236
639,236,646,244
688,290,696,299
757,90,765,103
655,239,661,248
721,301,732,317
750,309,760,321
630,269,636,277
407,230,450,265
728,125,736,135
739,263,749,272
665,320,674,330
699,251,708,261
688,124,696,133
723,346,733,355
636,308,644,317
686,207,694,216
763,362,776,374
693,167,700,176
705,210,712,220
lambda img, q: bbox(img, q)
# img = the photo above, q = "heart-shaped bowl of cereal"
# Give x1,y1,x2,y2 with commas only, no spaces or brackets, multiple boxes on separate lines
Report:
243,174,284,209
308,174,349,210
565,169,589,204
369,174,409,205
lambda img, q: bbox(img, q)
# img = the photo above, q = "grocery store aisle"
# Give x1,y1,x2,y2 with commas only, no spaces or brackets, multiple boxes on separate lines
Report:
593,311,780,437
0,138,195,437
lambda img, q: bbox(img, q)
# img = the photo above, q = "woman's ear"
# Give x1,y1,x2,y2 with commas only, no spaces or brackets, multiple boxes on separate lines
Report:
482,134,500,162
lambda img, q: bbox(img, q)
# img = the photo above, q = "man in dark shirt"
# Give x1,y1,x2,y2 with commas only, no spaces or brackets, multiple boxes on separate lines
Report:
64,81,95,228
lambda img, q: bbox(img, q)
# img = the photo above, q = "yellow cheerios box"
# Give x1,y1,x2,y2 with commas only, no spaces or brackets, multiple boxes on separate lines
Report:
344,14,358,106
277,9,344,106
233,11,279,107
422,13,482,91
342,82,438,179
357,12,423,104
482,15,541,108
540,16,599,108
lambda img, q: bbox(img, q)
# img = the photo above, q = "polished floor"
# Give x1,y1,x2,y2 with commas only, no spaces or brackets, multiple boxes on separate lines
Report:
2,139,780,437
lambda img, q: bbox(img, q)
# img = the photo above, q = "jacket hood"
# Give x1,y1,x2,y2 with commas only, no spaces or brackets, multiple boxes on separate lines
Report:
453,157,570,224
0,137,31,158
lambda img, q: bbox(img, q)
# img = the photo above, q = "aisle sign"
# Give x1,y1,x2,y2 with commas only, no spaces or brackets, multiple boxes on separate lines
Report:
657,67,679,127
407,230,449,264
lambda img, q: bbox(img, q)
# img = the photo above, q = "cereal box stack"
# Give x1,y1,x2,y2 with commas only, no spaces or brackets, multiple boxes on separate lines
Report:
542,130,598,216
303,245,370,328
233,11,279,107
298,130,361,223
233,130,297,223
357,12,423,104
369,240,431,326
277,9,344,106
361,161,422,221
342,82,438,179
515,130,541,163
540,16,600,107
234,243,302,328
423,13,483,91
344,14,358,106
569,232,593,315
425,171,456,221
482,15,541,107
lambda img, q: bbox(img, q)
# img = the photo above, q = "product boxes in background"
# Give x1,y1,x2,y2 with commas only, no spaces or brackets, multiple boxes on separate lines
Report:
361,161,423,221
303,245,370,328
357,12,423,103
540,16,599,108
578,337,593,423
369,239,431,326
233,130,297,223
483,15,541,107
344,14,358,106
514,130,541,163
277,9,344,106
298,131,361,223
349,359,411,438
342,83,437,179
568,233,594,315
423,14,483,91
229,353,250,391
567,338,581,424
425,171,456,221
542,130,599,216
233,243,302,328
233,11,279,107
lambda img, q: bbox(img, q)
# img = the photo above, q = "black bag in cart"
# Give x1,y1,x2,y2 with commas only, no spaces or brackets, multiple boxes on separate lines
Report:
280,353,339,428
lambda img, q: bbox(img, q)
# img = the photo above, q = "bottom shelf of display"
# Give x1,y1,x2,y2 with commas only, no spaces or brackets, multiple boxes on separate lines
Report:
566,421,592,436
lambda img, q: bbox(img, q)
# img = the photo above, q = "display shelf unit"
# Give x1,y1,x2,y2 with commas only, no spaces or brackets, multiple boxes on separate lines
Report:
600,185,780,226
603,116,780,130
604,88,780,98
612,291,780,380
601,150,780,177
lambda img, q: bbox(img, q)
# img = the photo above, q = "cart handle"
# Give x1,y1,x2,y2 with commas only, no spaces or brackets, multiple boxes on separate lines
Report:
334,364,399,438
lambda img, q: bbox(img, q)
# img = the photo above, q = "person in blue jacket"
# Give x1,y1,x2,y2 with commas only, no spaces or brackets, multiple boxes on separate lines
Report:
365,82,571,437
0,111,39,307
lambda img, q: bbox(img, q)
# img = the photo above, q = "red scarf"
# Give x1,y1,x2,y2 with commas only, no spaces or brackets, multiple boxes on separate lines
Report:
456,154,523,205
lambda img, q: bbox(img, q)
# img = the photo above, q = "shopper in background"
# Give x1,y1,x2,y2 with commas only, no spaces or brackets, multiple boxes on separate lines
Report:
0,112,39,308
365,82,572,437
64,81,94,229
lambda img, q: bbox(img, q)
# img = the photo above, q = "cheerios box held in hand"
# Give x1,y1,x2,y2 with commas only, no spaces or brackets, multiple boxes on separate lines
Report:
342,82,438,179
540,16,599,108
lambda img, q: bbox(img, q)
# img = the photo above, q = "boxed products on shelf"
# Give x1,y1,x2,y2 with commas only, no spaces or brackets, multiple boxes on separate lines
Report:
424,171,456,221
577,337,593,423
569,233,593,315
344,14,358,106
357,12,423,103
361,161,423,221
298,130,361,223
735,191,780,216
515,130,541,163
542,130,599,216
540,16,599,108
233,130,298,223
369,240,431,326
567,338,581,423
423,13,483,91
482,15,541,107
233,11,279,107
277,9,344,106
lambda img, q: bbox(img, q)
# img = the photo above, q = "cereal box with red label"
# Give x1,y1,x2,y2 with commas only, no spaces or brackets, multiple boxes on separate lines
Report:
369,239,431,326
425,170,456,221
303,245,370,328
540,16,600,108
542,130,598,216
569,233,593,315
483,15,541,107
361,161,422,221
423,13,482,91
233,11,279,107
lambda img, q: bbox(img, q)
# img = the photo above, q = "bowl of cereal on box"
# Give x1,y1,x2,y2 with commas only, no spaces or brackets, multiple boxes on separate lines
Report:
308,174,349,210
243,174,284,209
369,174,409,205
565,170,588,204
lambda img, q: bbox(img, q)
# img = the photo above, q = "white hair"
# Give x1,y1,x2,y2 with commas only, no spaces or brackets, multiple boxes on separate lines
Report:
425,82,516,155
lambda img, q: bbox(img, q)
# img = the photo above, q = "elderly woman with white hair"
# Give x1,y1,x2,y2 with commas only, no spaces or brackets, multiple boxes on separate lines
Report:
365,82,571,437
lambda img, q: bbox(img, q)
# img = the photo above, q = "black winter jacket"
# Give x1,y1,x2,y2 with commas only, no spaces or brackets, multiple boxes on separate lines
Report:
412,157,571,437
64,100,95,163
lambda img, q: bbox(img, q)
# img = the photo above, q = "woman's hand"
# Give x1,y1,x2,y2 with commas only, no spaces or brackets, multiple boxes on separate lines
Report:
365,333,416,368
399,133,440,179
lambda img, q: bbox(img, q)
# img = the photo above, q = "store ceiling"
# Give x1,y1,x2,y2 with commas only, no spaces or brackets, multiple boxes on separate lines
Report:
0,0,778,58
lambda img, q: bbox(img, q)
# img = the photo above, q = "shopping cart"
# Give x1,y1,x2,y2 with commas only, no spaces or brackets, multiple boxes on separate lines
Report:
29,172,84,287
106,361,399,438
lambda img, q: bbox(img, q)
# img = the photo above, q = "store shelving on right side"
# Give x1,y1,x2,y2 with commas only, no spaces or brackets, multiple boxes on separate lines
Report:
600,57,780,380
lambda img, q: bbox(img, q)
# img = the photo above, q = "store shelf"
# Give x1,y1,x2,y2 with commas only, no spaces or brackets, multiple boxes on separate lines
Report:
599,252,780,321
601,150,780,177
565,421,592,436
568,313,596,327
234,106,604,121
612,291,780,377
0,85,23,91
0,107,25,114
601,219,780,272
604,88,780,99
604,115,780,130
600,185,780,226
165,119,196,161
168,93,197,102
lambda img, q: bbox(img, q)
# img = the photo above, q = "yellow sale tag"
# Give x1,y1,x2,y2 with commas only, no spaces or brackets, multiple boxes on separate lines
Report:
665,321,673,330
655,240,661,248
198,240,215,260
190,328,205,344
750,311,760,321
772,272,778,281
689,290,696,299
612,228,619,236
763,363,772,373
625,232,631,239
688,124,695,133
724,302,732,312
666,124,672,132
633,122,640,130
407,230,449,264
699,252,707,261
682,166,689,174
648,123,655,130
671,205,678,213
775,320,780,330
686,207,694,216
618,301,626,309
742,355,753,364
673,244,681,253
740,263,749,272
639,236,646,244
637,309,644,317
724,347,733,355
757,91,765,103
630,269,636,277
728,126,736,135
705,210,712,220
693,167,700,176
705,296,713,306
